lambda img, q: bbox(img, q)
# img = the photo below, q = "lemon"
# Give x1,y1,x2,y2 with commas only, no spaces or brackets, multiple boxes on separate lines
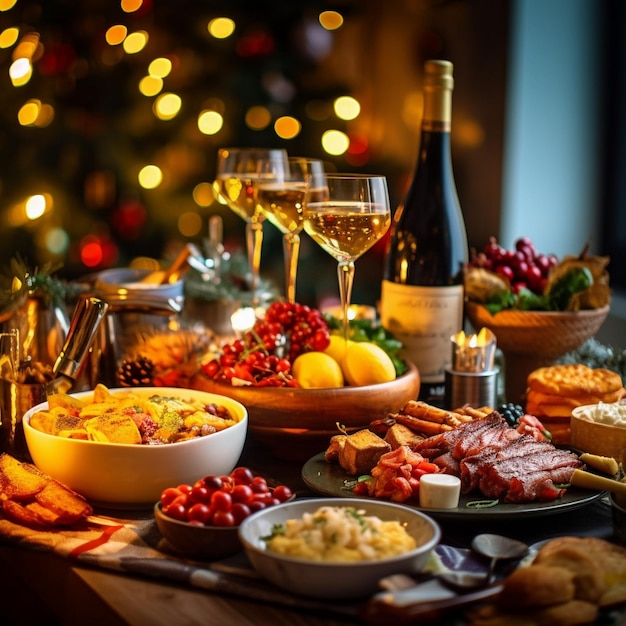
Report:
323,335,353,369
292,351,344,389
343,342,396,386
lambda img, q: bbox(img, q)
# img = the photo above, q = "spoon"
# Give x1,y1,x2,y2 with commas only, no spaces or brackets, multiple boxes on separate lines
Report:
379,534,529,594
472,533,528,581
438,534,528,590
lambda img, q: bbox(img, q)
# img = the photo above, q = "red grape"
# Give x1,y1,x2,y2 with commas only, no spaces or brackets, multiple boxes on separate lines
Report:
470,236,556,296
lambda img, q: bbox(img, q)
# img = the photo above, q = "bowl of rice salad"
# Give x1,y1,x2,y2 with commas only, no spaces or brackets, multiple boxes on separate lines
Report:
238,497,440,600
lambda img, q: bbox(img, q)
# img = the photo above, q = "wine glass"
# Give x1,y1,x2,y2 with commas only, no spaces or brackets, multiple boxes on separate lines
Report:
214,147,288,306
255,157,326,303
303,173,391,340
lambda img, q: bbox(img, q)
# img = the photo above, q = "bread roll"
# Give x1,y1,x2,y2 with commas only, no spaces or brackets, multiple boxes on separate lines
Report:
498,564,576,608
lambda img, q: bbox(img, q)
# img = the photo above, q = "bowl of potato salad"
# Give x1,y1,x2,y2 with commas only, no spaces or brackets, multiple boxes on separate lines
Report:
238,497,441,600
23,385,248,508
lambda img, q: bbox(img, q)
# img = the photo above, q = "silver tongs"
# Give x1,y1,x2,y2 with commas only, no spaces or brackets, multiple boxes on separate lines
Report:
47,296,109,396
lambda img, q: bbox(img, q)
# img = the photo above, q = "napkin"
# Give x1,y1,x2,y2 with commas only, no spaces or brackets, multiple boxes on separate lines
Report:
0,511,363,618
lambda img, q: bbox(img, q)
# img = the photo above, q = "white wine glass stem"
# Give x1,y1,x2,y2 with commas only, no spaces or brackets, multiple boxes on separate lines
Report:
282,232,301,304
337,260,355,341
246,221,264,306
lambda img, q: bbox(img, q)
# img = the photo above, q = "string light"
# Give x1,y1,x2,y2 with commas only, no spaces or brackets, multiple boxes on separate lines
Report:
0,1,364,276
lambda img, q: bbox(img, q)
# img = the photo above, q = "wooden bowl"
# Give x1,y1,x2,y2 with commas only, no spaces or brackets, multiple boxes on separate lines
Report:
190,362,420,461
465,302,610,357
465,302,610,404
570,404,626,460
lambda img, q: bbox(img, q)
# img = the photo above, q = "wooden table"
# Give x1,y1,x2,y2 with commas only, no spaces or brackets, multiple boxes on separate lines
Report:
0,439,623,626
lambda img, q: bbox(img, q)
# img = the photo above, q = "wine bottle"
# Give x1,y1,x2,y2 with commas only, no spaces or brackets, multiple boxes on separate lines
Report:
379,59,468,407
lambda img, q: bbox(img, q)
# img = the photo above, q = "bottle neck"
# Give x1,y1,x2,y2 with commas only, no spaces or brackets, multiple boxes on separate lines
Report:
422,86,452,132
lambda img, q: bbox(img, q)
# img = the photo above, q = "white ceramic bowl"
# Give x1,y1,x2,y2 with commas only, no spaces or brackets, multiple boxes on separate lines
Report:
94,267,184,301
23,387,248,508
238,497,440,600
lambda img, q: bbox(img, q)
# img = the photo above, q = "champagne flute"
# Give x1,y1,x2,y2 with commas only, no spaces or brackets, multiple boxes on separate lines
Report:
303,174,391,340
214,147,288,306
255,157,326,303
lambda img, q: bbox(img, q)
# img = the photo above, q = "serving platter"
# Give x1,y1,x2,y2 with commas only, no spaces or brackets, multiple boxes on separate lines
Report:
301,452,604,521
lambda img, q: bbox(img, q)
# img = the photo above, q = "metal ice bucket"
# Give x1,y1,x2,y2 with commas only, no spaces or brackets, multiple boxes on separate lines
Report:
76,268,184,388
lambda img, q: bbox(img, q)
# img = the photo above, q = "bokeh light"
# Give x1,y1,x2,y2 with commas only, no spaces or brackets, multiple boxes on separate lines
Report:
44,227,70,255
153,92,182,120
148,57,172,78
25,194,48,220
334,96,360,121
178,211,202,237
9,57,32,85
193,182,215,207
274,116,300,139
319,11,343,30
139,74,163,96
138,165,163,189
245,105,271,130
105,24,127,45
321,129,350,155
197,109,223,134
123,30,148,54
208,17,235,39
0,27,19,48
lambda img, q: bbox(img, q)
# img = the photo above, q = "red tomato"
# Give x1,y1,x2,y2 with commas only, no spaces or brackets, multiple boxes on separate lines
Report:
162,502,187,521
187,502,212,524
273,485,293,502
251,476,269,493
160,487,183,507
211,510,236,527
210,489,232,511
177,483,193,496
231,484,254,504
190,484,211,504
231,467,254,485
202,475,223,491
231,502,251,525
169,493,189,509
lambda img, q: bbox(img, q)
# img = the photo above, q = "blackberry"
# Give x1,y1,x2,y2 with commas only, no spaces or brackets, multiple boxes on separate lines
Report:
118,355,155,387
497,402,524,427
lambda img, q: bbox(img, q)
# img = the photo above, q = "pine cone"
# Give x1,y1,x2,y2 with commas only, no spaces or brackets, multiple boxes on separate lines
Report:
117,356,155,387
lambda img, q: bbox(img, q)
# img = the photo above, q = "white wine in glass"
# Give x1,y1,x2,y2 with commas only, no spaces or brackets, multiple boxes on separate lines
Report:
304,174,391,340
214,147,288,305
256,157,326,303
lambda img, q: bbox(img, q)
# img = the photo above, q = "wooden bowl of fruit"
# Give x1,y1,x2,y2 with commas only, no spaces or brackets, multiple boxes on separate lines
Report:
465,237,611,403
190,302,420,461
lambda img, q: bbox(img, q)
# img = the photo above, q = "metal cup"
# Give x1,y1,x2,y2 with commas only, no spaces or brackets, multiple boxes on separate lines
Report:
0,378,45,461
444,367,499,410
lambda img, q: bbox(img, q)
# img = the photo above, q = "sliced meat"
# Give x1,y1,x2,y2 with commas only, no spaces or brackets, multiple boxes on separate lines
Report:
431,451,461,475
478,449,582,502
414,411,583,503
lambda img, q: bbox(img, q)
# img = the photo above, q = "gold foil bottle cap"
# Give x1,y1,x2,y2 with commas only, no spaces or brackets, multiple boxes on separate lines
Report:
422,59,454,129
424,59,454,90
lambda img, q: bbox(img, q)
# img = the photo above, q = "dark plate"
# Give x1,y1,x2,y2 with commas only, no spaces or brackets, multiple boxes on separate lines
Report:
301,452,604,521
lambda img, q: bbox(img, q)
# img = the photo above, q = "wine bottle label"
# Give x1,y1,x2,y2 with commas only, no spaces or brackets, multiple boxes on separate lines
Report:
380,281,464,384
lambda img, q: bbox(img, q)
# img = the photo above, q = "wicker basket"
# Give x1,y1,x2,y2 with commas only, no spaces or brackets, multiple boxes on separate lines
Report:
465,302,610,403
